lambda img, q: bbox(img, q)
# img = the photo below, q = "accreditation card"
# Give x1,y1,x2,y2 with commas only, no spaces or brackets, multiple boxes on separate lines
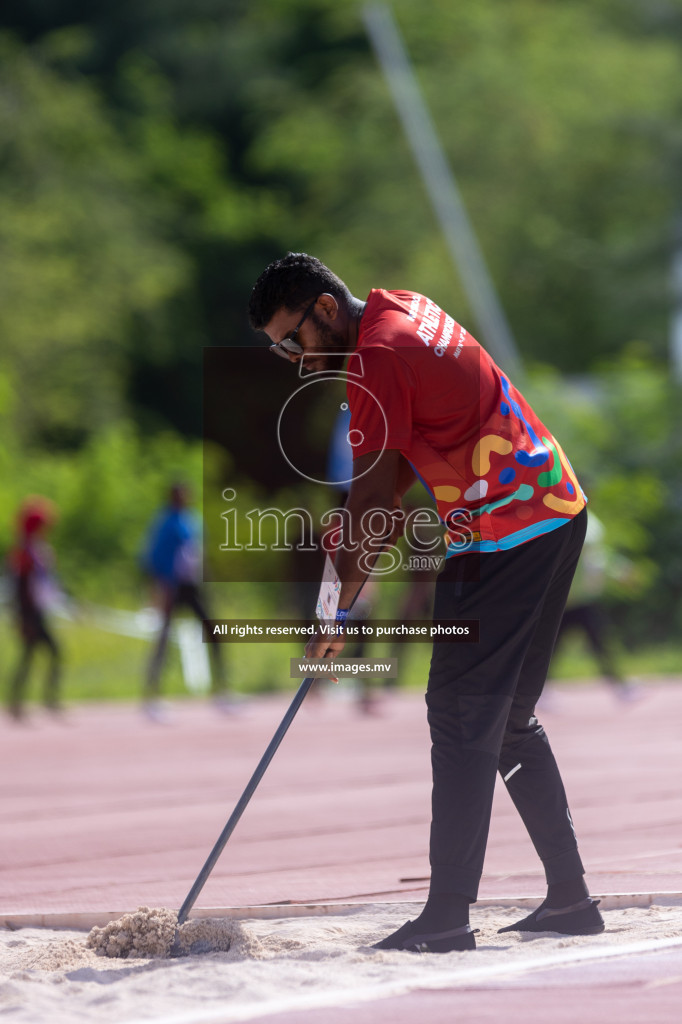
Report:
315,553,341,622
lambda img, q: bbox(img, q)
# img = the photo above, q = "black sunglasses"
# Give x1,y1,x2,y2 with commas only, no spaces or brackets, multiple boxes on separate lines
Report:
270,298,318,359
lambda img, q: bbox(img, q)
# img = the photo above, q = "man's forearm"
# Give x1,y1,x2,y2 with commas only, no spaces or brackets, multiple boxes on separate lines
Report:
323,448,404,612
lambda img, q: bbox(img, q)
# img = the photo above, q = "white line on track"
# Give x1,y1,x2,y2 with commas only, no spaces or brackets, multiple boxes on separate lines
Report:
122,934,682,1024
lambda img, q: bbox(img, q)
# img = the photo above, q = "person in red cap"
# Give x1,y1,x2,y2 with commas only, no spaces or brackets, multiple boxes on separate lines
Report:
6,497,63,720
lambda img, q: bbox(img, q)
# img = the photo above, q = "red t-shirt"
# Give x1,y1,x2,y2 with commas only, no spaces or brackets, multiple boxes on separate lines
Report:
346,289,585,554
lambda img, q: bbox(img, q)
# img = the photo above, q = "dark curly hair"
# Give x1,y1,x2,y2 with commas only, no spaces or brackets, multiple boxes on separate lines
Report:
248,252,352,330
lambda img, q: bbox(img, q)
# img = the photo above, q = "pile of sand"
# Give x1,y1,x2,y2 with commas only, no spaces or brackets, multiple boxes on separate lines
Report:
85,906,238,959
173,915,240,956
86,907,178,958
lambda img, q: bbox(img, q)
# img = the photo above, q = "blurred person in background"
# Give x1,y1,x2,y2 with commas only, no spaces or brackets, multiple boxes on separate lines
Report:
327,406,383,713
387,500,439,688
141,482,230,722
388,560,437,688
5,497,64,721
550,511,640,703
340,575,381,714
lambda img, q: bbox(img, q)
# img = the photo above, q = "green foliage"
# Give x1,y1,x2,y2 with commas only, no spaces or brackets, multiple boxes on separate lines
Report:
8,1,680,380
0,422,204,598
526,354,682,639
0,35,192,448
242,0,682,368
1,0,682,672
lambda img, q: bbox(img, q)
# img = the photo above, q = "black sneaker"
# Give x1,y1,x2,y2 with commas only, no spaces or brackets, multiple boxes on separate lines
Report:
372,920,476,953
498,897,604,936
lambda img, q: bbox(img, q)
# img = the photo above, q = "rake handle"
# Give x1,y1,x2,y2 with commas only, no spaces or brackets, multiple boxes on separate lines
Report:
176,673,317,925
176,533,393,926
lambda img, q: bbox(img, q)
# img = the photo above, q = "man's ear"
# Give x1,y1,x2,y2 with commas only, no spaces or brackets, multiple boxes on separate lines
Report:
317,293,339,320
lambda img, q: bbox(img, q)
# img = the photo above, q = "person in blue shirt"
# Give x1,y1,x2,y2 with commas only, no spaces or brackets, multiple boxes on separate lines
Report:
142,483,228,719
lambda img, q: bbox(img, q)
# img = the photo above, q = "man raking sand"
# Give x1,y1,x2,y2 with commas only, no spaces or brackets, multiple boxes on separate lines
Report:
85,253,604,960
248,253,605,953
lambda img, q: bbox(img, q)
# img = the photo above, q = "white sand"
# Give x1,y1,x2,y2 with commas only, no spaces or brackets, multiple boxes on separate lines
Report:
2,902,682,1023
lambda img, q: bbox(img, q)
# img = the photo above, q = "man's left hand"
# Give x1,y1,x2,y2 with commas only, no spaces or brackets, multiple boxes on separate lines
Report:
305,626,346,661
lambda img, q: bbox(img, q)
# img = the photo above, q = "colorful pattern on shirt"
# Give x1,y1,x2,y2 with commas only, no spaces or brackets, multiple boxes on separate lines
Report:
346,289,586,555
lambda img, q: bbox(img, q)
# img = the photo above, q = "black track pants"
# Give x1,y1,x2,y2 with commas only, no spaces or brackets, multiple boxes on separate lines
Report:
7,617,62,713
426,508,588,901
146,583,226,697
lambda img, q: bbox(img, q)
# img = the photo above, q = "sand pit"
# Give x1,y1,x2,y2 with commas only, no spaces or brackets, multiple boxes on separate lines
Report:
2,901,682,1024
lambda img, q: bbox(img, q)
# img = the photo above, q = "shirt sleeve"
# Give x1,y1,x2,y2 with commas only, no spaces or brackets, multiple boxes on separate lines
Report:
346,346,415,458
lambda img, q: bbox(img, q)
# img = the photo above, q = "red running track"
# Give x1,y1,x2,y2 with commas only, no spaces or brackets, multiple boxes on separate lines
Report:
1,680,681,918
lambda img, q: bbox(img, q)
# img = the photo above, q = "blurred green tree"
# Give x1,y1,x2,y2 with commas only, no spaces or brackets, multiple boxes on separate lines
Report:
3,1,682,397
0,35,190,448
1,0,682,645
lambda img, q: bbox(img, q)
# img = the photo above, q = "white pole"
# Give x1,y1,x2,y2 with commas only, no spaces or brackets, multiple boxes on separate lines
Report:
363,3,523,380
